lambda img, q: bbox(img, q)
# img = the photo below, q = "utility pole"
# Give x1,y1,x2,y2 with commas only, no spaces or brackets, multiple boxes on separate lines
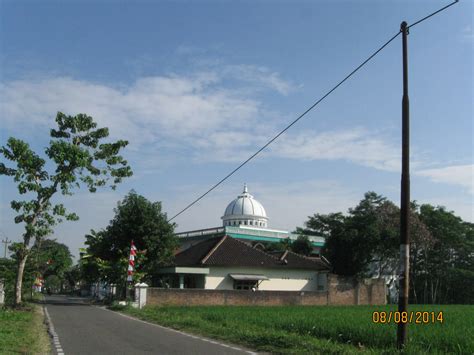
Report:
397,20,410,349
1,237,12,259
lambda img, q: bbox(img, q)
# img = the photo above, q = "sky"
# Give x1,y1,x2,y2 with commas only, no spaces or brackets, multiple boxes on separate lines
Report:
0,0,472,259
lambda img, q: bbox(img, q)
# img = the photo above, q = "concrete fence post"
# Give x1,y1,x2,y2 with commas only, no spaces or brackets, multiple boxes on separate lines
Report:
0,279,4,305
134,283,148,309
108,284,117,298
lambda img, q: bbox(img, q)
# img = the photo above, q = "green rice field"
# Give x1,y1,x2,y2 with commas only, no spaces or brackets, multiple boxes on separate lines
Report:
116,304,474,354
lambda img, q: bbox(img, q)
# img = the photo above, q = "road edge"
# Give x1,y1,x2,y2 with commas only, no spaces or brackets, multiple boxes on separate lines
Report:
100,306,258,355
44,306,65,355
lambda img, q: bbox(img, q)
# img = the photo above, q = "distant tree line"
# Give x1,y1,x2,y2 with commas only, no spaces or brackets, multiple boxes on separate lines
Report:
255,235,314,256
297,192,474,304
0,239,74,304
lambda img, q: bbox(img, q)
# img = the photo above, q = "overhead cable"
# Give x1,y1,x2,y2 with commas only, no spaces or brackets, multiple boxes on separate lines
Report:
168,1,459,223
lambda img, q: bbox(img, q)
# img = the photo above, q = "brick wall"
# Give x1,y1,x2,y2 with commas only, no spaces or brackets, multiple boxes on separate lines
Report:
146,288,328,306
144,274,386,307
327,275,386,305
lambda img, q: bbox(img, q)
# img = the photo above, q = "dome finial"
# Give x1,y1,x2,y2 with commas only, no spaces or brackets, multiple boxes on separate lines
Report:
243,183,248,194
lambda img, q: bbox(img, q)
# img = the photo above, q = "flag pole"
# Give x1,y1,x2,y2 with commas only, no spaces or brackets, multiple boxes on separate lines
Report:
127,240,137,302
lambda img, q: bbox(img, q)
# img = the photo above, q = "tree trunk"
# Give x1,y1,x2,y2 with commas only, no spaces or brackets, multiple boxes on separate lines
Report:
15,253,28,306
411,278,418,304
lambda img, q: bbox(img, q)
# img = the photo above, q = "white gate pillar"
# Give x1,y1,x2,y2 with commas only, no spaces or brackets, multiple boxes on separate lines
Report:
134,282,148,309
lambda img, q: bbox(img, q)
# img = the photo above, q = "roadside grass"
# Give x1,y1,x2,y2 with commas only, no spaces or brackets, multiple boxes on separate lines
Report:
0,294,50,354
113,304,474,354
24,291,45,303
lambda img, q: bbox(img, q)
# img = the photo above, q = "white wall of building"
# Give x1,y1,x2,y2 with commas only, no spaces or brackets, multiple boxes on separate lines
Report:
204,266,327,291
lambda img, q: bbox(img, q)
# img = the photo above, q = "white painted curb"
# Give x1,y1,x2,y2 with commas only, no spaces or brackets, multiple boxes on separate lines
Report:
44,306,65,355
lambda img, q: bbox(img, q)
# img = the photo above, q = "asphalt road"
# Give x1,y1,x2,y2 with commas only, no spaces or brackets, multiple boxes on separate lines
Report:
44,295,255,355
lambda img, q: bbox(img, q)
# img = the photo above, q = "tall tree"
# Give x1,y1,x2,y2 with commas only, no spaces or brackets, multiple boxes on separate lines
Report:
301,193,399,276
300,192,430,278
414,205,474,304
0,112,132,305
83,191,177,288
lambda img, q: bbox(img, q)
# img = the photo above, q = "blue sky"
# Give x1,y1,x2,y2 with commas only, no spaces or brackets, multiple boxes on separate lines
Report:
1,0,472,258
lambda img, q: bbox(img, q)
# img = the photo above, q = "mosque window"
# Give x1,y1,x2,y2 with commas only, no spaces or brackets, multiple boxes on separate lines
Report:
234,280,258,290
244,221,247,225
250,221,253,225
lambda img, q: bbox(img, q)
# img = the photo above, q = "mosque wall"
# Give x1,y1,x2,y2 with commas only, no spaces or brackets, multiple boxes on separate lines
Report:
143,274,386,306
204,266,327,292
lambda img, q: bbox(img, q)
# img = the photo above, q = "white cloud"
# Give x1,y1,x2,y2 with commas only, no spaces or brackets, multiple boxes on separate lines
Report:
461,25,473,42
272,128,402,171
417,164,474,194
1,72,468,187
0,67,298,148
416,195,473,223
0,74,264,146
219,64,298,95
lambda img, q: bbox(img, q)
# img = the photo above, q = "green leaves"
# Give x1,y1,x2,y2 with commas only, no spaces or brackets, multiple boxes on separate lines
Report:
46,113,133,193
1,112,133,304
0,138,47,191
299,192,473,304
302,192,406,277
82,191,177,285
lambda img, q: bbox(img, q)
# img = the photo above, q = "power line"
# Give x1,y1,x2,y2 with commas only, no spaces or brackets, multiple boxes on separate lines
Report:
408,0,458,30
168,1,459,223
168,31,400,222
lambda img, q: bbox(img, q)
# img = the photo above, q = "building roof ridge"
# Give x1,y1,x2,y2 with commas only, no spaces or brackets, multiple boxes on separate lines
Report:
284,249,331,266
229,236,283,263
201,235,228,264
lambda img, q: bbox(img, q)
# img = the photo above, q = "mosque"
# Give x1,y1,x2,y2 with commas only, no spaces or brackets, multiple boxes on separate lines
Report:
156,185,330,291
176,184,325,253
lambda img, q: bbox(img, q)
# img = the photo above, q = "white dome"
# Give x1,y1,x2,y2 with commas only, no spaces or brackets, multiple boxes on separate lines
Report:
222,184,268,228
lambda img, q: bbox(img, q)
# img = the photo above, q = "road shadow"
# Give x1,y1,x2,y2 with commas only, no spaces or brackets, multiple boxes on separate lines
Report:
44,295,93,306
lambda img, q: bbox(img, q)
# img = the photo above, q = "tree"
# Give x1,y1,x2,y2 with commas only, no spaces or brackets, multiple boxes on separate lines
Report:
83,191,177,289
0,257,17,304
0,112,132,305
30,239,73,292
300,192,426,277
291,235,313,256
413,205,474,304
298,192,473,304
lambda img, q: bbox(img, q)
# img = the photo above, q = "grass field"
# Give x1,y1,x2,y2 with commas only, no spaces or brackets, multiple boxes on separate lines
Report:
0,297,50,354
115,304,474,354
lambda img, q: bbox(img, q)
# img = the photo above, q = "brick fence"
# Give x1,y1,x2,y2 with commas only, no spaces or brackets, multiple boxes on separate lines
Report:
142,275,386,307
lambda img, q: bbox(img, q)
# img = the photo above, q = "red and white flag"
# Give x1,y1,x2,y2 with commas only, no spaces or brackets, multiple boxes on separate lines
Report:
127,240,137,282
